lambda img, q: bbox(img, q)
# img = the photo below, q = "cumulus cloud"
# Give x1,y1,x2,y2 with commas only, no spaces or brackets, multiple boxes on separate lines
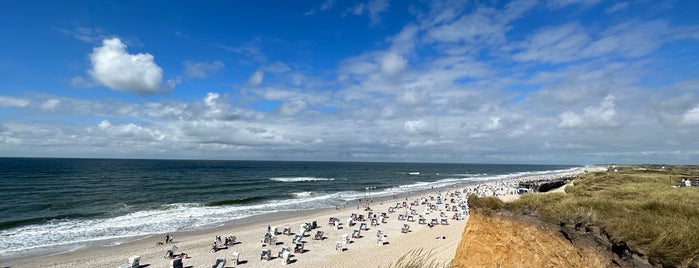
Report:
203,92,220,107
184,60,224,78
41,99,61,110
248,70,264,86
380,52,407,76
404,119,433,134
559,95,617,128
681,105,699,125
89,38,167,94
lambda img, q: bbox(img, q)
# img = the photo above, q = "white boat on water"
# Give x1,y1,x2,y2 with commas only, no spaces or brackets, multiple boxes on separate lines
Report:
408,172,420,175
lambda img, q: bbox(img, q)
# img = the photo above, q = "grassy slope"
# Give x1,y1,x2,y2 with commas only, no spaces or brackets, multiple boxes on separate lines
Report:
505,168,699,267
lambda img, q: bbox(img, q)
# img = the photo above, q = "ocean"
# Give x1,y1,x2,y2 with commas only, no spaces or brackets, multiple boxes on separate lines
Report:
0,158,577,257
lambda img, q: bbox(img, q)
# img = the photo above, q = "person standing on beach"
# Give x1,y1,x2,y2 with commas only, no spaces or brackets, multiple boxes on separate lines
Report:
165,234,170,244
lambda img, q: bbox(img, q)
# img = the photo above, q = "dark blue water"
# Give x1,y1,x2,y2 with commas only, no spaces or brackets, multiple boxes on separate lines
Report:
0,158,577,256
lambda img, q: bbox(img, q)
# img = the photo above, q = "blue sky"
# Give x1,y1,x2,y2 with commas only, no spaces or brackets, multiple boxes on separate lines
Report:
1,0,699,164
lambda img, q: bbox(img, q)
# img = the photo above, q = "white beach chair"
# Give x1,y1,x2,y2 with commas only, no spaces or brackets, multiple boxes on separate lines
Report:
283,226,291,235
277,246,290,258
360,222,368,230
336,241,344,252
281,251,291,265
261,248,272,260
128,255,140,268
401,224,410,233
377,234,388,245
212,257,226,268
352,229,361,239
231,252,240,266
342,233,350,244
441,218,448,225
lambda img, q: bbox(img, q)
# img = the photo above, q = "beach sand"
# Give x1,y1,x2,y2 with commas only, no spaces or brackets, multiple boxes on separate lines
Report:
3,168,591,268
3,189,468,268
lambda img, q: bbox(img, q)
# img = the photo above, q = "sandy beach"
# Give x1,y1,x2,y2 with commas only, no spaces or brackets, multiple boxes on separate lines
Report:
2,168,591,268
3,188,470,268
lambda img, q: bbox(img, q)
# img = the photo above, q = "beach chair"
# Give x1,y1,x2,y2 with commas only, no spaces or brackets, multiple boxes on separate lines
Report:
277,246,290,258
376,229,383,238
226,235,237,246
367,212,373,219
170,258,183,268
377,235,388,245
293,234,303,244
418,218,426,225
313,230,324,240
441,218,448,225
335,241,344,252
440,211,447,218
347,217,354,227
371,219,379,227
352,229,361,239
294,242,304,253
231,252,240,266
334,220,341,230
260,249,272,261
128,255,140,268
281,251,291,265
407,215,414,222
298,228,306,238
398,214,405,221
388,207,395,213
401,224,410,233
283,226,291,235
395,202,401,208
329,217,338,226
212,257,226,268
311,220,318,229
431,218,439,225
360,222,368,231
342,234,350,244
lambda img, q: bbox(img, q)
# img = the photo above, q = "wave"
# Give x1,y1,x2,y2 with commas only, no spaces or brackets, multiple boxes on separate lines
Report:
269,177,335,182
204,196,270,207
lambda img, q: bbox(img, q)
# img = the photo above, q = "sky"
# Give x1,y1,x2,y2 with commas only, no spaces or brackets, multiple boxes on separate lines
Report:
1,0,698,165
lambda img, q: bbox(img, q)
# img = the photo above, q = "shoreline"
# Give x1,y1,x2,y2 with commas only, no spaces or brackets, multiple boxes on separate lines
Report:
1,167,590,268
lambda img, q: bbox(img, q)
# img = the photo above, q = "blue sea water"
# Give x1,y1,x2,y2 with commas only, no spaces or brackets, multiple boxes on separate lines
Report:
0,158,577,257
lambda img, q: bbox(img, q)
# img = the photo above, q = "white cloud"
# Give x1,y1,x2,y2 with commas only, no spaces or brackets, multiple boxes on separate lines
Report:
262,61,291,73
89,38,167,94
547,0,600,9
248,70,264,86
0,96,30,107
203,92,220,107
513,23,591,63
558,95,617,128
350,0,390,26
681,105,699,125
98,119,112,130
605,2,628,13
278,99,307,116
305,0,335,15
404,119,433,134
184,61,224,78
380,52,407,76
41,99,61,110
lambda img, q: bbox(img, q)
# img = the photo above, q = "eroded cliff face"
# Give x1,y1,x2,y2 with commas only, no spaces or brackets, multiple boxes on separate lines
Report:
452,213,613,268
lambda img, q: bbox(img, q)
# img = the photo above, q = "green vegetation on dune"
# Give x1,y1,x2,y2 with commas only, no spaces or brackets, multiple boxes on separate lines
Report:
505,167,699,267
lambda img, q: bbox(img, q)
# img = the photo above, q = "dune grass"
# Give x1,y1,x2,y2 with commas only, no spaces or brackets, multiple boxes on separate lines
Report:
382,248,450,268
505,167,699,267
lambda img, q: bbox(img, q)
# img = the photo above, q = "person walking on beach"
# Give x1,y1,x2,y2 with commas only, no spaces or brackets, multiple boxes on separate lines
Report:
165,234,170,244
